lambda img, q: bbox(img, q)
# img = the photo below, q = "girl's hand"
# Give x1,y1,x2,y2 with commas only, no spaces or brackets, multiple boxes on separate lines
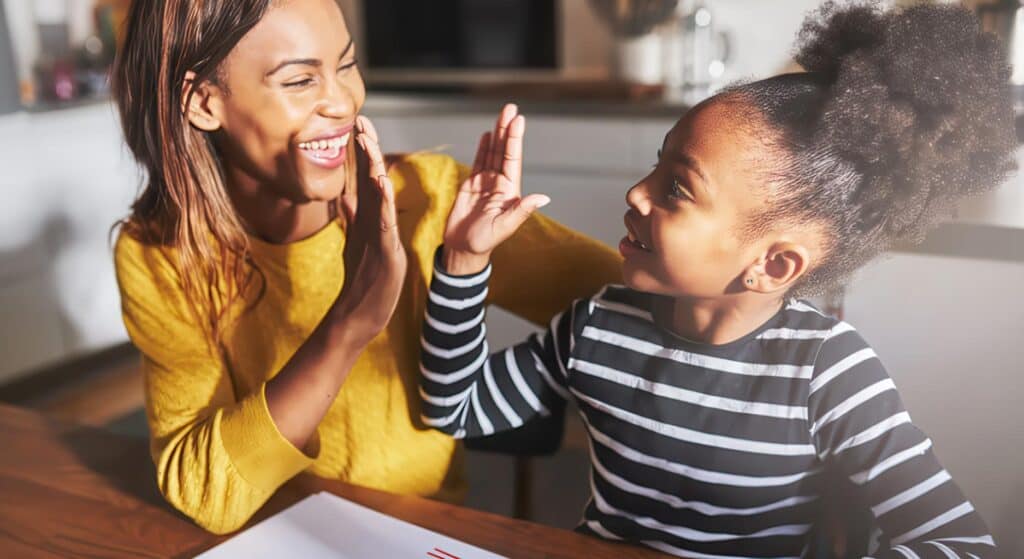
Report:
442,104,550,275
332,116,407,344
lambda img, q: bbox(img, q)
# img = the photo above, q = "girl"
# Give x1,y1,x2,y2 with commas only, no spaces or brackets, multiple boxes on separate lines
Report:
419,2,1014,557
111,0,620,534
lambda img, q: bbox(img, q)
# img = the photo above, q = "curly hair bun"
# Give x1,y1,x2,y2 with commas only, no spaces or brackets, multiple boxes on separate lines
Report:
794,1,1016,243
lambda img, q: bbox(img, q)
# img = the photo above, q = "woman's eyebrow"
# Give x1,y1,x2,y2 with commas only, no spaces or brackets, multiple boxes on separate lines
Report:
265,39,355,77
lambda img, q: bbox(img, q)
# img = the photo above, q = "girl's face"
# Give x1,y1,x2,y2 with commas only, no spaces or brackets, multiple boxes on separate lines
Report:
620,98,780,298
207,0,365,203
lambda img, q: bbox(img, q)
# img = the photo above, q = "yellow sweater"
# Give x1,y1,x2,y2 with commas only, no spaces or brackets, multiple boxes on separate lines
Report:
114,153,622,534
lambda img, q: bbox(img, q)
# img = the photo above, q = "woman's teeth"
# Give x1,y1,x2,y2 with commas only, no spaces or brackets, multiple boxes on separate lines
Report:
298,133,350,153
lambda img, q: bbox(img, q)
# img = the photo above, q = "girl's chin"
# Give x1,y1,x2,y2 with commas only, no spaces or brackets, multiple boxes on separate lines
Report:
621,266,689,297
621,266,660,293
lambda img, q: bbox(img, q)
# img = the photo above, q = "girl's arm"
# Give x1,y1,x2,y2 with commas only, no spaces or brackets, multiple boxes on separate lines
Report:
421,103,592,436
420,249,587,437
808,326,996,557
463,107,622,327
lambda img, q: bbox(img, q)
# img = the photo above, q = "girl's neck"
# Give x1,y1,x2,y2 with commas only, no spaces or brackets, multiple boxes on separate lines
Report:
657,293,785,346
225,170,334,245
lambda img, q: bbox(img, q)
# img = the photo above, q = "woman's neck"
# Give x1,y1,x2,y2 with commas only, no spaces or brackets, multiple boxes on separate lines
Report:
225,169,334,244
658,293,785,346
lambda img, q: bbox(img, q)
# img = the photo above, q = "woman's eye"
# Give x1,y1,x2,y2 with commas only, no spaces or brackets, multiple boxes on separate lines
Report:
338,60,359,73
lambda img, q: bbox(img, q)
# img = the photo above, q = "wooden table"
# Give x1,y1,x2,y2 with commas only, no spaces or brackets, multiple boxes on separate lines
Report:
0,404,667,558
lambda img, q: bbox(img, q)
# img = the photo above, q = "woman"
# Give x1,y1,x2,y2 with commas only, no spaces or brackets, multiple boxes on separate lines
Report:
111,0,620,534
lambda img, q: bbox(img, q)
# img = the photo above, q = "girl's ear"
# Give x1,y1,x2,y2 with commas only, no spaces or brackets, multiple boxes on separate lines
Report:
741,241,812,294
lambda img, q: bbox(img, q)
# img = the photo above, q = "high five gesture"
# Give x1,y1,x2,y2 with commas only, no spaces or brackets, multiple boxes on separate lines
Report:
442,104,550,275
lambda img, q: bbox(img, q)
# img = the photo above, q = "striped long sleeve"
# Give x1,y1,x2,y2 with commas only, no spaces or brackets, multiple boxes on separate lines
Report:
808,326,995,558
419,248,995,558
420,249,580,438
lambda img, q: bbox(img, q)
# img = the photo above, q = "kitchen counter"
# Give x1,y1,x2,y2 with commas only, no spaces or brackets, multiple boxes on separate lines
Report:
364,91,692,120
365,92,1024,264
1,94,1022,382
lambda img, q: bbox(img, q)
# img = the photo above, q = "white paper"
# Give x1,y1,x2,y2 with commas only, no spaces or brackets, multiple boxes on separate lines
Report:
196,492,507,559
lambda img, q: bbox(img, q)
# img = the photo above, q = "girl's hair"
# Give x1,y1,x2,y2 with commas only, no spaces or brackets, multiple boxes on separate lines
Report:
112,0,352,344
725,1,1017,296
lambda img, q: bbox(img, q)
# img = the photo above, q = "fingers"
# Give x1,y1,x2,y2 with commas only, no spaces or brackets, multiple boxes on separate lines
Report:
356,114,380,145
354,121,400,248
377,174,401,248
471,132,491,176
501,115,525,192
357,125,388,185
486,104,517,171
495,193,550,239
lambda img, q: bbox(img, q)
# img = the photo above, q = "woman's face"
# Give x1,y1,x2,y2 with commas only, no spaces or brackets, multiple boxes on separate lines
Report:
209,0,365,203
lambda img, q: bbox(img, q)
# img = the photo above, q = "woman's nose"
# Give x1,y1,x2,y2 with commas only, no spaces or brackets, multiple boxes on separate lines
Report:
318,80,354,119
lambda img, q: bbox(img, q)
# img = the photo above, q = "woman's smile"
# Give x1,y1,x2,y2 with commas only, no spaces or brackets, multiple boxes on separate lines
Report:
296,124,353,170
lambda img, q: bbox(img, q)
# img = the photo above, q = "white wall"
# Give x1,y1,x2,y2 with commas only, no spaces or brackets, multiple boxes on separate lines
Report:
845,254,1024,557
0,104,138,381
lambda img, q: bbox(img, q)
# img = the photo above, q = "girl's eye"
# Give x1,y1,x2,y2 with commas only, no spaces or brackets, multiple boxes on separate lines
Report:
338,60,359,73
668,178,693,202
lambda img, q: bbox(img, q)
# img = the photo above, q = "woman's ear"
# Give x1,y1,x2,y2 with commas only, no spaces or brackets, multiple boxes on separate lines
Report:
182,70,224,132
741,241,812,294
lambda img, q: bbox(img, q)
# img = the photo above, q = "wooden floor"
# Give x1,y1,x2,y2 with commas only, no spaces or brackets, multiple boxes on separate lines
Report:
0,343,594,527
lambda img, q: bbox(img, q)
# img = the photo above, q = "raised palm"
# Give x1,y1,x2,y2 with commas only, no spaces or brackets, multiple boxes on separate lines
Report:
444,104,550,256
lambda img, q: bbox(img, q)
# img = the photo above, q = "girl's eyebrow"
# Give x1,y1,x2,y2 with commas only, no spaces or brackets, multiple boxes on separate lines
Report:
659,136,708,184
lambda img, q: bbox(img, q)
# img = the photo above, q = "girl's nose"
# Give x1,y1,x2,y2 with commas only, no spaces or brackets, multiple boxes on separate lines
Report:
626,180,652,215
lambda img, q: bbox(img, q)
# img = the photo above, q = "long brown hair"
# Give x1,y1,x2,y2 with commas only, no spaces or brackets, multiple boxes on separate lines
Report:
113,0,330,344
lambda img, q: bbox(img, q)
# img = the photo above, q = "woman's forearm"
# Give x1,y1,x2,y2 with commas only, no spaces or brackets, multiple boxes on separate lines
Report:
264,308,367,450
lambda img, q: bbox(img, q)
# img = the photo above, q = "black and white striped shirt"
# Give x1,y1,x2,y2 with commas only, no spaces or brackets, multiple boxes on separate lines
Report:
419,251,995,558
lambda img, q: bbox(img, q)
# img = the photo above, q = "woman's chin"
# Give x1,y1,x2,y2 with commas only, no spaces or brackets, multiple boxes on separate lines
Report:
298,177,345,202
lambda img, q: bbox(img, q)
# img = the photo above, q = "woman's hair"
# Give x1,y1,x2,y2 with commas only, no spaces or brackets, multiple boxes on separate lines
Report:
112,0,343,344
725,1,1017,296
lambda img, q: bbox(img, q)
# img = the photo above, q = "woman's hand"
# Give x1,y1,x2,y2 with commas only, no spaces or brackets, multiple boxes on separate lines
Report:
331,116,407,345
443,104,550,275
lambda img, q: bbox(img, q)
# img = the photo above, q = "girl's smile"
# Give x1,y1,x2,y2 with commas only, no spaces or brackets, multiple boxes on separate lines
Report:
620,212,653,258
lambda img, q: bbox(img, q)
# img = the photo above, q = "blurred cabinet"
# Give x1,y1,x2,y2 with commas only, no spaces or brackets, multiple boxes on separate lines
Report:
0,272,68,379
366,108,676,350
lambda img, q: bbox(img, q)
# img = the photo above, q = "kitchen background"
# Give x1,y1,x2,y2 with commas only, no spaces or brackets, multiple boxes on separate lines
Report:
1,0,1022,556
